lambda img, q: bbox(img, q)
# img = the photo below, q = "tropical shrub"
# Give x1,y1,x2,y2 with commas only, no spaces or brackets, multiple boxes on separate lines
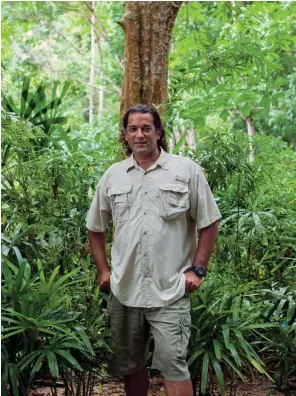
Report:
261,287,296,396
1,259,108,396
189,273,273,396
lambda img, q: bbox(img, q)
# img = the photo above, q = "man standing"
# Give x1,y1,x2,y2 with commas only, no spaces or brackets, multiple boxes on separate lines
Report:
87,105,221,396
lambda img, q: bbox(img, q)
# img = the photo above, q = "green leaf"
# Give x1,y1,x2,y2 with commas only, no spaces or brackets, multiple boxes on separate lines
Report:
275,299,288,317
31,353,45,376
1,362,9,396
46,351,59,378
18,350,43,371
20,77,30,117
47,266,60,289
250,359,272,380
2,328,25,339
188,349,205,367
52,267,80,290
229,343,241,367
201,352,209,394
36,259,46,283
75,327,94,356
55,350,81,370
272,77,288,88
172,135,186,154
15,262,25,293
222,325,230,348
8,363,19,396
241,103,252,116
213,339,222,360
234,330,252,360
220,109,230,122
211,356,225,396
221,353,244,381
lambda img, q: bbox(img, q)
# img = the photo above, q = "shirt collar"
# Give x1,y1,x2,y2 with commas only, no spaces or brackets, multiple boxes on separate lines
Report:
126,147,169,172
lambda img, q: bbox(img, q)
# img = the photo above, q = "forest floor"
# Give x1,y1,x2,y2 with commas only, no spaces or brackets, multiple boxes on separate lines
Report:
29,376,282,396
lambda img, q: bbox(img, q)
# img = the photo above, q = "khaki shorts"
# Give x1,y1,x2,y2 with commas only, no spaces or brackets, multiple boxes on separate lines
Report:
105,293,191,381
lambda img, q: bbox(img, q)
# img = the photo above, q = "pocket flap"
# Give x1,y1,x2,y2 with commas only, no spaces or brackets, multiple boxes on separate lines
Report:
180,314,191,327
108,184,132,197
159,184,188,193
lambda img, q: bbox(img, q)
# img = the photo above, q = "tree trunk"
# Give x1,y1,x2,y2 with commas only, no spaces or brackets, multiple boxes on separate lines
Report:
186,127,196,150
118,1,182,115
89,0,95,124
246,115,256,162
98,83,104,122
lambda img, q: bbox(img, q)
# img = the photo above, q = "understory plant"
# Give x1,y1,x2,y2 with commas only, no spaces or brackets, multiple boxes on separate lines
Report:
189,273,273,396
261,286,296,395
1,259,108,396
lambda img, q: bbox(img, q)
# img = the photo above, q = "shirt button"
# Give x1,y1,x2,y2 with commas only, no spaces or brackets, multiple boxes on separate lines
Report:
144,191,147,195
144,231,147,235
144,211,147,215
144,253,147,257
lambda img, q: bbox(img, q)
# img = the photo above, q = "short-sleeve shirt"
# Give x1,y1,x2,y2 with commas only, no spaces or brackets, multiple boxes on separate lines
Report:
86,148,221,308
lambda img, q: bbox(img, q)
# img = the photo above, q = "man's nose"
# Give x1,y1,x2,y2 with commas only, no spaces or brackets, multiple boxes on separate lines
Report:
135,128,144,138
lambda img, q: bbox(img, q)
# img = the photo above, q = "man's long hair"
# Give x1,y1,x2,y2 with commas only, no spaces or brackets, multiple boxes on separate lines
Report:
120,104,168,156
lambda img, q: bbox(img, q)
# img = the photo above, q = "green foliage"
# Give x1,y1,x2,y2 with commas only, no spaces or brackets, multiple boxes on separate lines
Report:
261,287,296,395
1,2,296,394
1,77,86,151
1,112,117,275
189,274,273,396
169,1,296,146
1,259,108,395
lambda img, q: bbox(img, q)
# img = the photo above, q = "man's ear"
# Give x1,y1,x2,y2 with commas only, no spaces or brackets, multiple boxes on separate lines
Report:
156,129,161,140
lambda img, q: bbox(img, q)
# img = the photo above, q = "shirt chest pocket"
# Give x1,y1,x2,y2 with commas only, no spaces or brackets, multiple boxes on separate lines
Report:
107,185,132,223
159,183,190,220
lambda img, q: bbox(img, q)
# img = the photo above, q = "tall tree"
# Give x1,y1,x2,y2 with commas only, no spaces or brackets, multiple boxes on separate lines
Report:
118,1,182,114
89,0,96,124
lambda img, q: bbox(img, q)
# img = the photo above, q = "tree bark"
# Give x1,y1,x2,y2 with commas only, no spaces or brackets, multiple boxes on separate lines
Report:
89,0,96,124
246,115,256,162
98,82,104,122
118,1,182,115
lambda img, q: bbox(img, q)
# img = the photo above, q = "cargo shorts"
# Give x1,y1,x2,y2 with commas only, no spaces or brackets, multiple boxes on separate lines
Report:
105,292,191,381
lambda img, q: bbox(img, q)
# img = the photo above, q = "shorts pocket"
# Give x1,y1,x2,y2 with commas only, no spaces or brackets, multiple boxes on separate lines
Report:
177,313,191,359
108,185,132,223
159,183,190,220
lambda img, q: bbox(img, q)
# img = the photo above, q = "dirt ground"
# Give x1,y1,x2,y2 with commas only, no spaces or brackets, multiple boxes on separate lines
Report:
29,376,280,396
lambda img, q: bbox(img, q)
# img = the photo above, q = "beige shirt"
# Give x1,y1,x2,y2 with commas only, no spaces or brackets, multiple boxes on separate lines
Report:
86,148,221,308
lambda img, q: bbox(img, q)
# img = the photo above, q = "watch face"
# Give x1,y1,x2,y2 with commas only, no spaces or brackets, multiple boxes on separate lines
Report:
195,266,206,276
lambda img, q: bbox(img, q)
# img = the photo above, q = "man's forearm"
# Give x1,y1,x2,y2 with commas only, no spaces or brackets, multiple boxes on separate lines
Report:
193,220,219,268
88,231,110,274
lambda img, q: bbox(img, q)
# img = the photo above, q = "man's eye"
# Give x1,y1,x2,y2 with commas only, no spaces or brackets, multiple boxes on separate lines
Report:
143,127,151,132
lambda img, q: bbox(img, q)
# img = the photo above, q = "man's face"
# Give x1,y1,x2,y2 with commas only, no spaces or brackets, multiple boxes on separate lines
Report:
124,112,160,157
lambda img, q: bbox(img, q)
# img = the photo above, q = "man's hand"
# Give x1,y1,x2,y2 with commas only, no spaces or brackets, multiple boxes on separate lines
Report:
97,269,111,291
185,271,203,292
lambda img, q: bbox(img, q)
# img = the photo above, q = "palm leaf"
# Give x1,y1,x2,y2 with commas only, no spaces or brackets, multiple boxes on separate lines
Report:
20,77,31,117
46,351,59,378
55,350,81,370
213,339,222,360
222,325,230,348
8,363,19,396
188,349,205,367
201,351,210,394
211,355,225,396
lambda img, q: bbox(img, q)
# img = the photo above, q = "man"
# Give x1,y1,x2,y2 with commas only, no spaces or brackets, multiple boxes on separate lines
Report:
87,104,221,396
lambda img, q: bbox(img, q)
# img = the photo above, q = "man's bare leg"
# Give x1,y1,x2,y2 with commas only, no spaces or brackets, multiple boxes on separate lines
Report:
164,378,193,396
123,366,149,396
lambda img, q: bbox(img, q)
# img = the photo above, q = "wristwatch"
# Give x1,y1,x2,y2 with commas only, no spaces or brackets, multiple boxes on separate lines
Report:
186,266,207,277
